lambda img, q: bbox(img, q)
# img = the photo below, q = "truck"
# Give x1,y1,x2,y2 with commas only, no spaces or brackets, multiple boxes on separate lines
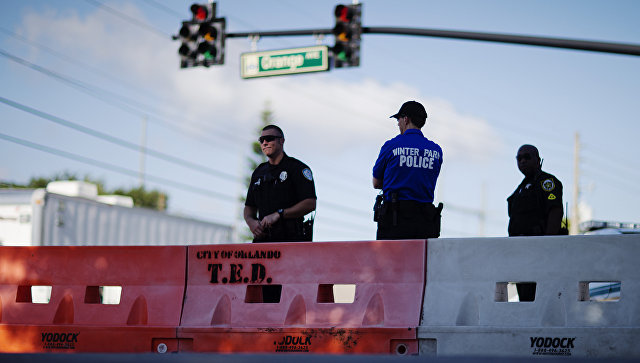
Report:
0,181,233,246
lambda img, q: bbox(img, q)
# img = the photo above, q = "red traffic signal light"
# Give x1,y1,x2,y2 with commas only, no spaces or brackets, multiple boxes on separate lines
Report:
190,3,215,23
334,5,353,22
332,4,362,68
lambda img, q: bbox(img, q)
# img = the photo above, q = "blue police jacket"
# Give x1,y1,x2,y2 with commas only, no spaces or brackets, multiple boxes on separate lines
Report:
372,129,443,203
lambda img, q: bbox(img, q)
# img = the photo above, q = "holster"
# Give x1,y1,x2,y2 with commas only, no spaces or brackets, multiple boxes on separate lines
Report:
301,216,314,241
433,202,444,238
373,194,385,222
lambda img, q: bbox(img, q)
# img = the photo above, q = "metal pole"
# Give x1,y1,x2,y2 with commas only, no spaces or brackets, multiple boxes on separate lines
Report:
139,115,147,188
570,132,581,235
225,27,640,57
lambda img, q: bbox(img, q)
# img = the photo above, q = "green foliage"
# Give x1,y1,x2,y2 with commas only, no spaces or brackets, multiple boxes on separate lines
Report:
1,171,168,211
244,100,274,191
239,100,275,241
112,186,168,211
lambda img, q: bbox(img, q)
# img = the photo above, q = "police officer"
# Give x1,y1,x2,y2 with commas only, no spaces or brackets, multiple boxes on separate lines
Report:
372,101,443,240
244,125,317,243
507,144,564,236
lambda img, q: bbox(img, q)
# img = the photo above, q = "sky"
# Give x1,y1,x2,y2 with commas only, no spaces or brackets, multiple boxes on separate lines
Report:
1,0,639,242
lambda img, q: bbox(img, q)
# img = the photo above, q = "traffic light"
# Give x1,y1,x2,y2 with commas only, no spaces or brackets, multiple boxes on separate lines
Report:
332,4,362,68
198,18,225,66
177,3,226,68
190,3,213,22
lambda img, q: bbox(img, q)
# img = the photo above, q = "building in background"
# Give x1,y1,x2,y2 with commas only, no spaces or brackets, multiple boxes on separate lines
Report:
0,181,233,246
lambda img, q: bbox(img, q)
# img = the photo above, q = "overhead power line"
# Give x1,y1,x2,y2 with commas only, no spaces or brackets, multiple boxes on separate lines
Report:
0,26,147,96
83,0,169,38
0,48,399,209
0,131,383,232
0,132,236,202
140,0,183,18
0,55,384,220
0,48,247,149
0,96,241,183
0,48,165,119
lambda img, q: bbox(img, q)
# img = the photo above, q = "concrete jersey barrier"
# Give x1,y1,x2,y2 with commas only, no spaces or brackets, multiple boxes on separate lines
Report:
177,240,426,354
418,234,640,357
1,235,639,357
0,246,186,353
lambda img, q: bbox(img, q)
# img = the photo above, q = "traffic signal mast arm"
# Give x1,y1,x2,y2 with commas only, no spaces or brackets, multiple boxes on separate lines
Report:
225,27,640,57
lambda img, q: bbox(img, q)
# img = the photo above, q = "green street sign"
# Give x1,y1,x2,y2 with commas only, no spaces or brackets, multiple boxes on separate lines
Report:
240,45,329,79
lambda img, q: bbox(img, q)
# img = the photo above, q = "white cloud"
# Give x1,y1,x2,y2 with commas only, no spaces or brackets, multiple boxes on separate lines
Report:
15,5,509,240
20,4,504,163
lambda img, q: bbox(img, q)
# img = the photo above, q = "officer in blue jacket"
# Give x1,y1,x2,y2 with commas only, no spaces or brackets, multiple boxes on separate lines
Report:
372,101,443,240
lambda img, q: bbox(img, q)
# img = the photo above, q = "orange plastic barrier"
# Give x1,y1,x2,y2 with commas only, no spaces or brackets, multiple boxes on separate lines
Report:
0,246,186,353
178,240,426,354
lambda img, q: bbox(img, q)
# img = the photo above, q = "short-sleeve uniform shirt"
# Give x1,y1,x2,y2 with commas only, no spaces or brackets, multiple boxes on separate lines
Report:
372,129,443,203
246,153,316,219
507,170,563,236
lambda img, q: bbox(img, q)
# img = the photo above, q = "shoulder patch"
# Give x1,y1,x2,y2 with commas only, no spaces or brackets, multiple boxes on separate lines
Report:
548,193,556,200
541,178,555,192
302,168,313,181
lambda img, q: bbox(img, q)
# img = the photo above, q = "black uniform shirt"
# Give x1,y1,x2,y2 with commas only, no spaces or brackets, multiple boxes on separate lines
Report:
507,170,563,236
245,153,316,242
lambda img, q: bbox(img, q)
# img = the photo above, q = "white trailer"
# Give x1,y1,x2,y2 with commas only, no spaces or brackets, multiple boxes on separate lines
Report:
0,182,233,246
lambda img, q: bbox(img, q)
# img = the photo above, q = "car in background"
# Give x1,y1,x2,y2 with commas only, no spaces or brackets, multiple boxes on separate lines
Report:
581,220,640,235
579,220,639,301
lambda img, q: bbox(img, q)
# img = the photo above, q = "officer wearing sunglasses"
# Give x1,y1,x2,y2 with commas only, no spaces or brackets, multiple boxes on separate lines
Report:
244,125,316,242
507,144,564,236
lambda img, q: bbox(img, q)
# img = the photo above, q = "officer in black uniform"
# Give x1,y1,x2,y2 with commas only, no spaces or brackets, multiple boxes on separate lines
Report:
507,144,564,302
507,144,564,236
244,125,316,243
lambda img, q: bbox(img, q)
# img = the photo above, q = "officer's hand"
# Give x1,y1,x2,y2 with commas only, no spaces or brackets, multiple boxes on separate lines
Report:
248,219,264,238
260,212,280,228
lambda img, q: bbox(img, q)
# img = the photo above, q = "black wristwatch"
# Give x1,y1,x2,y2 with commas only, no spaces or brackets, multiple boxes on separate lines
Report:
277,208,285,218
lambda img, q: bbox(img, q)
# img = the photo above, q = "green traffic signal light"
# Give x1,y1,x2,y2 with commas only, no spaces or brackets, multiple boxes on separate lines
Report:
198,42,217,59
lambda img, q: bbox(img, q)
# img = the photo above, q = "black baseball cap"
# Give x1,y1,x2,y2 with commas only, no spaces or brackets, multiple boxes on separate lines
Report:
390,101,428,120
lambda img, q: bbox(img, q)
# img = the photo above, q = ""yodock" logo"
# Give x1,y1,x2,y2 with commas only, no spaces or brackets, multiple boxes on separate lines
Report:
530,337,575,349
530,336,575,356
41,332,79,349
274,335,311,352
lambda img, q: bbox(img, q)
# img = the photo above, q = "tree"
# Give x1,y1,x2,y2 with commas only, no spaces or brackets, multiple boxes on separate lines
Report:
112,186,167,211
248,101,274,179
0,171,168,211
239,100,275,241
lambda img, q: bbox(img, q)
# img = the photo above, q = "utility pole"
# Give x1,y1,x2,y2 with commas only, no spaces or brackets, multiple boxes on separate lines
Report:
570,132,581,235
479,182,487,237
139,115,147,188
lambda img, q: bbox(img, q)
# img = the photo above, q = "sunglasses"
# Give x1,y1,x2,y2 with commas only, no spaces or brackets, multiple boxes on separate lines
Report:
258,135,282,143
516,153,532,161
